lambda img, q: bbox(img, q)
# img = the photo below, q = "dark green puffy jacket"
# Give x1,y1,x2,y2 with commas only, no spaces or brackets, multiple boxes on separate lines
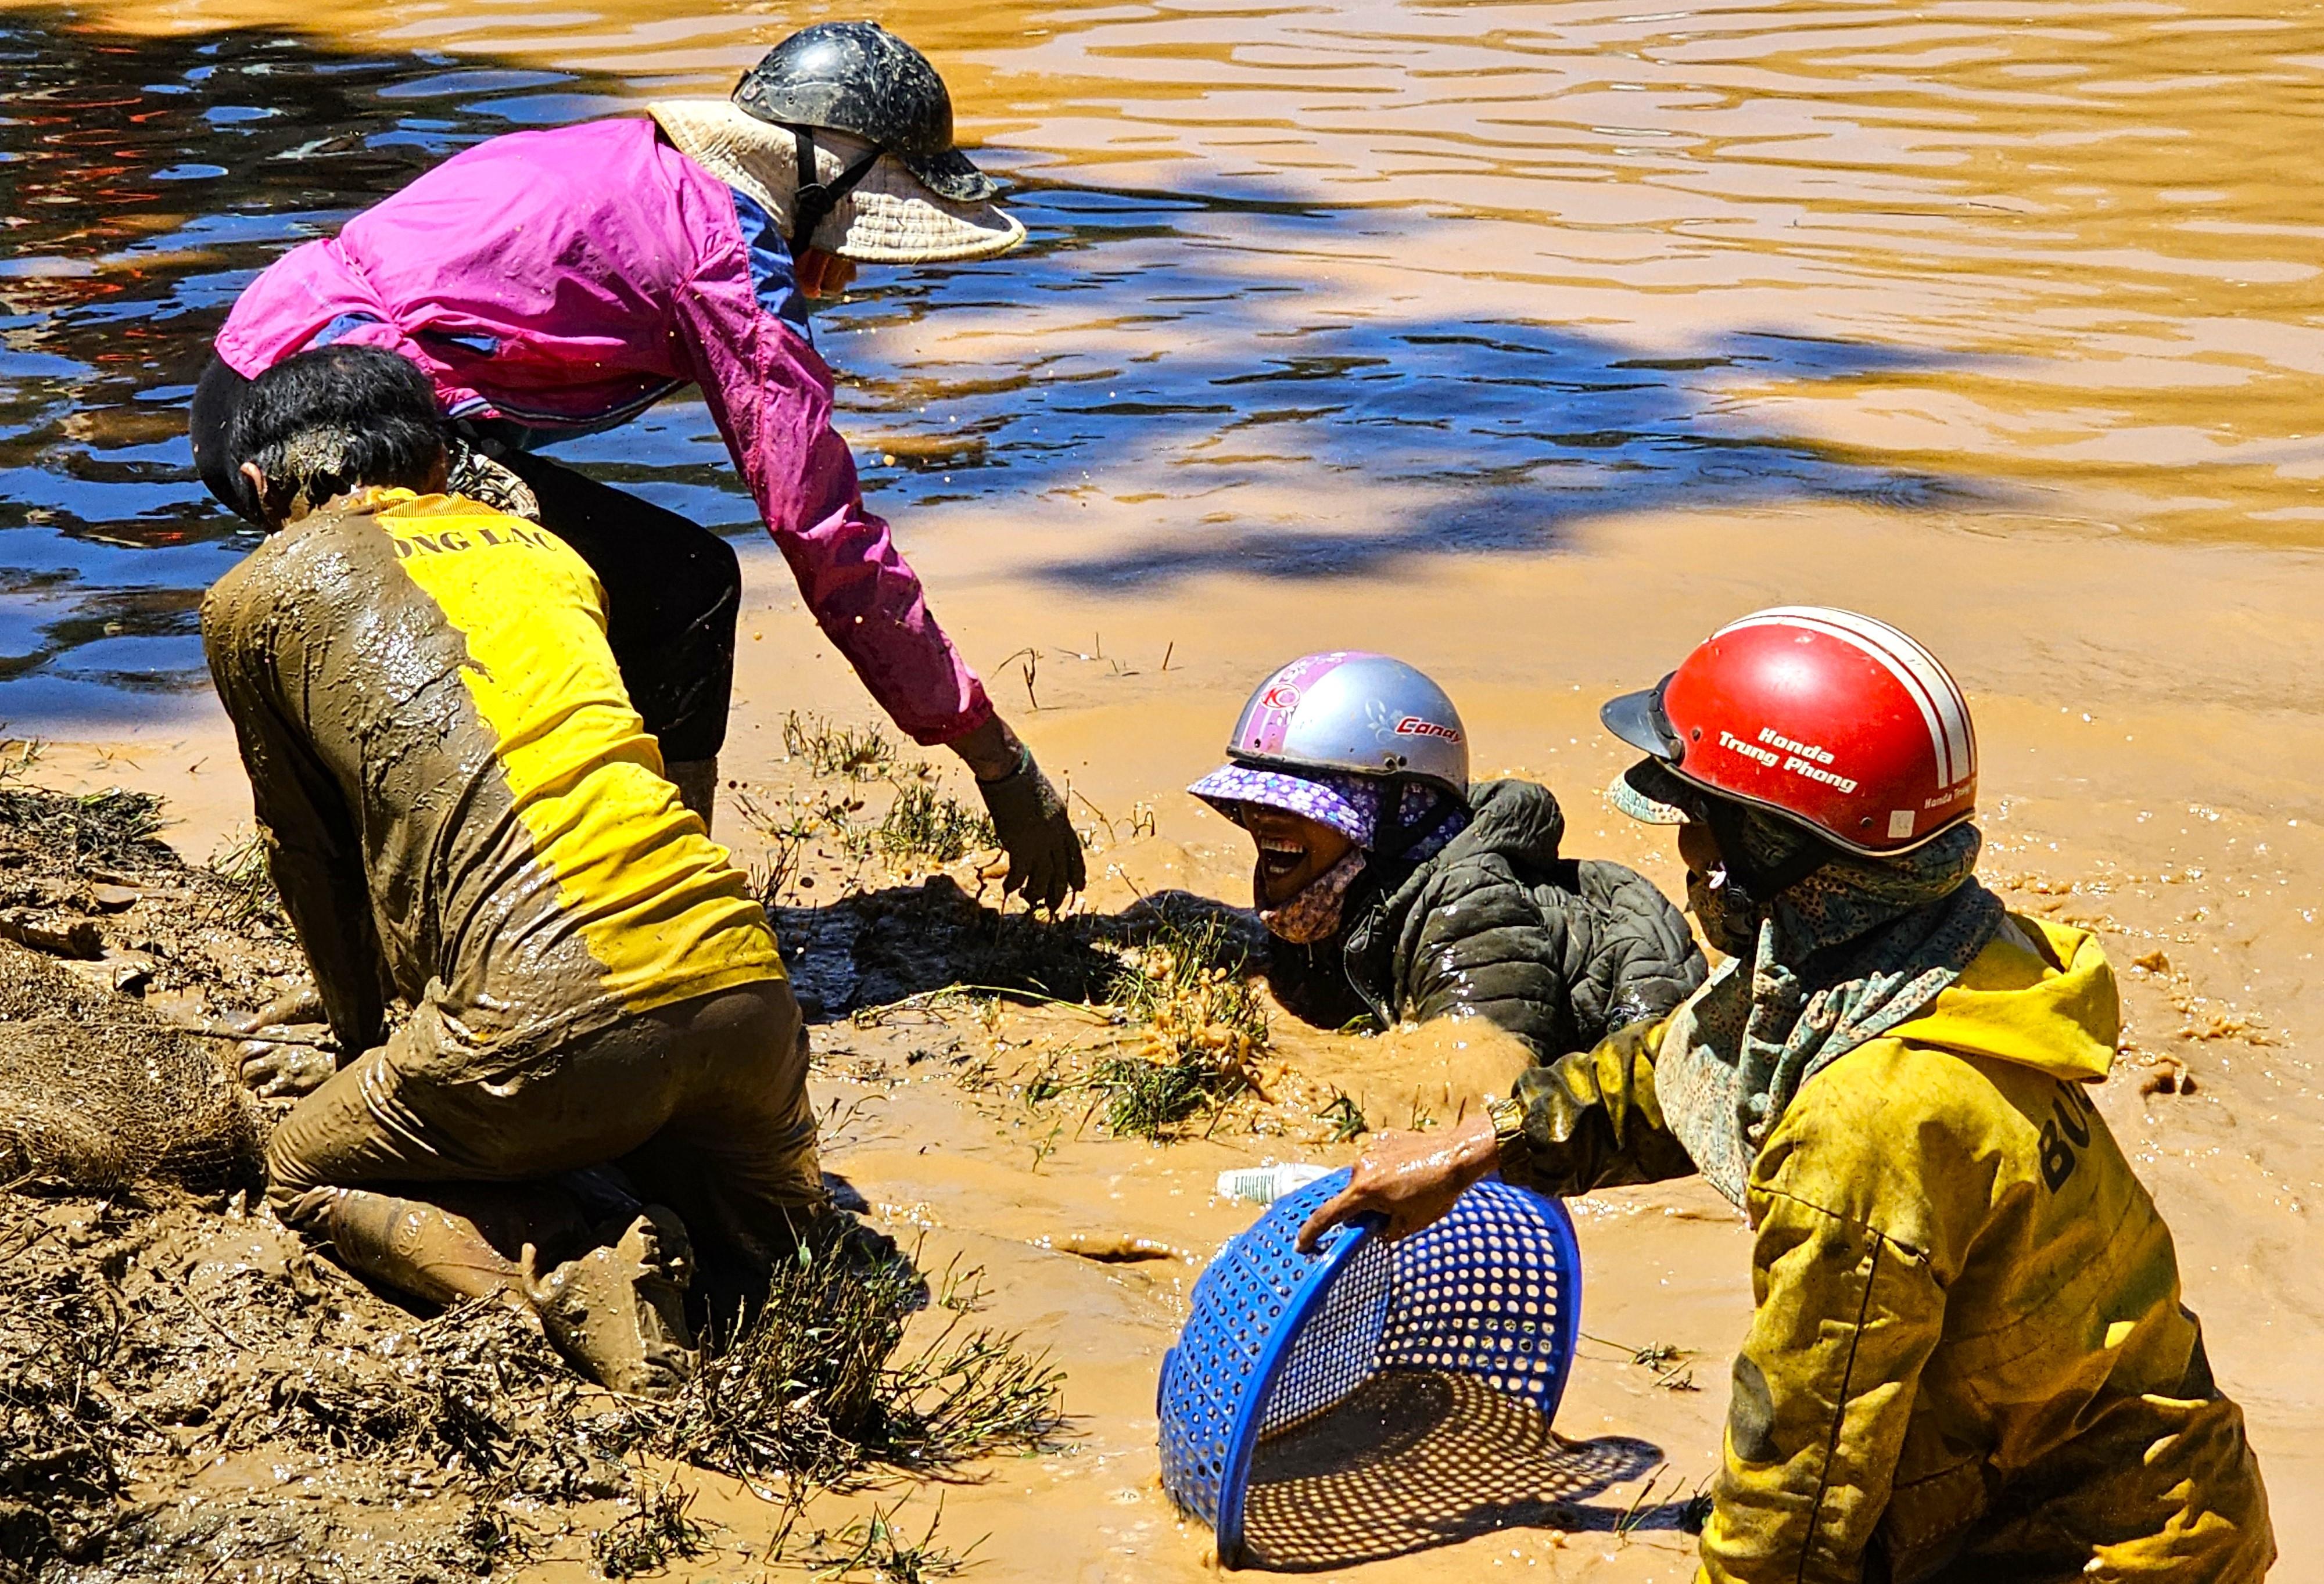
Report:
1268,780,1707,1059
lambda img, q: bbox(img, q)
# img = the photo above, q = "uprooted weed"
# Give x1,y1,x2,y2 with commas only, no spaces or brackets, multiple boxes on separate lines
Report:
640,1232,1063,1491
793,1495,975,1582
0,1192,636,1582
1092,914,1269,1138
1,1188,1059,1582
0,946,266,1196
202,829,284,931
877,782,995,870
0,786,167,867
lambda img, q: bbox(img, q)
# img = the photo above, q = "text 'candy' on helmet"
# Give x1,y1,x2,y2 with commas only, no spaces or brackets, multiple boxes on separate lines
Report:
1225,652,1469,798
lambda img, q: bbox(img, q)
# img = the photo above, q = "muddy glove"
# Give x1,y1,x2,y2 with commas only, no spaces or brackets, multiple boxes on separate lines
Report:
976,748,1085,911
1502,1021,1699,1195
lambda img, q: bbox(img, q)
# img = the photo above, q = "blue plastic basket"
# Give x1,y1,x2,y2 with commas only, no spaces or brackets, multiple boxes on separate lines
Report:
1157,1169,1583,1568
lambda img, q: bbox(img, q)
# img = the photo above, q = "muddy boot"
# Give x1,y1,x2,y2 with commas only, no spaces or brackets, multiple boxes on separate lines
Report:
528,1205,700,1398
319,1188,529,1308
665,757,719,832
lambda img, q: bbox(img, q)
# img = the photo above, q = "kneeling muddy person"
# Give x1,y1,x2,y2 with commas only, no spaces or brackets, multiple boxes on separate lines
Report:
1302,608,2273,1582
1188,652,1705,1055
202,346,823,1396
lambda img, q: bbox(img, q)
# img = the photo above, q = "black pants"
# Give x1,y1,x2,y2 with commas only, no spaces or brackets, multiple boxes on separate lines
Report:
191,357,739,762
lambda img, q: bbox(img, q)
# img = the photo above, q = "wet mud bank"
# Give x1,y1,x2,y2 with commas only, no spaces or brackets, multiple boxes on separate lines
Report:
14,503,2324,1578
0,0,2315,1572
0,733,1749,1583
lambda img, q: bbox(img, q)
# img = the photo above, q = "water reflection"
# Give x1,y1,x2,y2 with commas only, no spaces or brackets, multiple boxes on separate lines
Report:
1,0,2318,714
0,13,1953,709
0,18,629,714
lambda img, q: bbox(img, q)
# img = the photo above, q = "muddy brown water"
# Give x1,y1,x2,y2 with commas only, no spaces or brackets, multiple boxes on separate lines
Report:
4,0,2322,1576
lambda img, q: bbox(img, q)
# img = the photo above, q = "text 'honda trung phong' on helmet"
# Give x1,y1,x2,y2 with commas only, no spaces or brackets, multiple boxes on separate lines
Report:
1602,606,1977,857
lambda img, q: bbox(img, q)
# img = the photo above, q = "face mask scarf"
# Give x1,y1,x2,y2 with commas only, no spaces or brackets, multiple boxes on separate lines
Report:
1656,810,2004,1203
1198,773,1469,944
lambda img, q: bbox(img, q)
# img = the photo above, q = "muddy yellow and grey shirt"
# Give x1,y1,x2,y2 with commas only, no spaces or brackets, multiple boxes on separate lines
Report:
203,488,783,1068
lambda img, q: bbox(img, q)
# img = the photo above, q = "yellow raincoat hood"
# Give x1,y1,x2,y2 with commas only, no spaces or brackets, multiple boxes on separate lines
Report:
1885,913,2119,1084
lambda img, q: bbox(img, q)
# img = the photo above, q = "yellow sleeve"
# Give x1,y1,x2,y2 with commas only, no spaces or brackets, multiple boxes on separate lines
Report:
1504,1018,1700,1194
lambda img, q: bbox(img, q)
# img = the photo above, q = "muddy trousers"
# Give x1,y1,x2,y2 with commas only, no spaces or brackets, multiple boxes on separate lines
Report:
266,979,820,1320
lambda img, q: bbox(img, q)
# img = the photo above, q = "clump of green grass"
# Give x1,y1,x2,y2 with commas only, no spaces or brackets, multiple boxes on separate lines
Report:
1094,915,1269,1139
0,784,166,864
591,1478,712,1579
785,712,899,781
206,828,285,928
1320,1091,1369,1143
648,1229,1062,1490
1088,1055,1240,1139
877,782,994,868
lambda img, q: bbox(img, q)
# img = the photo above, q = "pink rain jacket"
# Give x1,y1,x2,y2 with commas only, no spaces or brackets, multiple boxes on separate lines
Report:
213,116,992,746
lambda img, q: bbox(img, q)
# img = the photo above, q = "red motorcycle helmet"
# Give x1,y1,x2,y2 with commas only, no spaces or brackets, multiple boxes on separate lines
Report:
1602,606,1977,857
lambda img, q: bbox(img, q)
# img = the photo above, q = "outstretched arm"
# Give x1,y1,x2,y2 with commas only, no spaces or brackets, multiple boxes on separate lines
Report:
673,263,990,746
1501,1020,1701,1193
673,258,1084,905
1297,1018,1699,1250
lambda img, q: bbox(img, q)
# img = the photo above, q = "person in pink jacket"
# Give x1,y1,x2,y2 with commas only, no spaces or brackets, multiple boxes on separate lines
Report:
188,22,1082,907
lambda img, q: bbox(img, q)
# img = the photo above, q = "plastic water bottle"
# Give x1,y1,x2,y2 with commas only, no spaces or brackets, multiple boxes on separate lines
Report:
1214,1162,1334,1206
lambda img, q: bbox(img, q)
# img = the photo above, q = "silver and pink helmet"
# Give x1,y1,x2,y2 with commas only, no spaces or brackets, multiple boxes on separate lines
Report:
1200,652,1469,801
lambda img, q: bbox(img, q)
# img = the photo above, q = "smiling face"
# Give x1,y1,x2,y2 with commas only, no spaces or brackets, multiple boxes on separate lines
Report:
1243,805,1357,907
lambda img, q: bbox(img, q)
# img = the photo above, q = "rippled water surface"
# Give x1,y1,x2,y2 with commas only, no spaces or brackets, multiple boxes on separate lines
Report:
1,0,2319,715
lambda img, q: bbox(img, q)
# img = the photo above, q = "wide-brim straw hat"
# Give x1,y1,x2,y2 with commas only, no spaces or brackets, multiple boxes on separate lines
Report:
647,99,1024,264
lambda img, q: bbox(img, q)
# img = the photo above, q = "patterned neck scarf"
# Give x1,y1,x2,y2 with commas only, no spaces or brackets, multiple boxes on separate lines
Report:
1261,847,1372,943
1655,818,2004,1204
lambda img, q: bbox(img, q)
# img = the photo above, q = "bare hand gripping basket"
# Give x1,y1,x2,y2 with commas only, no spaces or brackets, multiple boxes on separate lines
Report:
1157,1168,1583,1568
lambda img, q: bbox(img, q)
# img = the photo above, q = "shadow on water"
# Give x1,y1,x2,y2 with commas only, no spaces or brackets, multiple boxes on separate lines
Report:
1239,1371,1666,1569
0,9,1982,717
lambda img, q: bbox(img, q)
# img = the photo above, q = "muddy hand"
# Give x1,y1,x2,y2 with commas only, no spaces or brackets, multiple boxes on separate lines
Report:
1297,1115,1502,1252
237,1032,336,1098
976,749,1085,911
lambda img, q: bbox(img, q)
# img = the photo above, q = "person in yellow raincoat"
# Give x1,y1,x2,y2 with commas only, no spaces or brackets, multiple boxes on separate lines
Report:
1301,606,2273,1583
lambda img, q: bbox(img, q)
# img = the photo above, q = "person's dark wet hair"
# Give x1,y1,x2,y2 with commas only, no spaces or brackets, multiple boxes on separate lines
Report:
229,345,447,526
